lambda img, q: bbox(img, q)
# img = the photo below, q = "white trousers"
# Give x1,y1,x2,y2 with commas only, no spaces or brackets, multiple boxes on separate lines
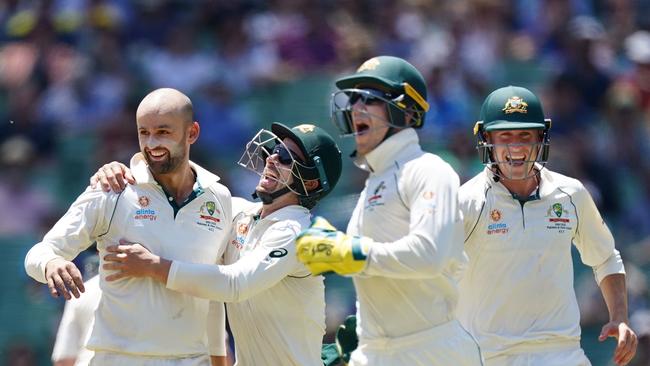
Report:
486,343,591,366
349,319,484,366
89,351,210,366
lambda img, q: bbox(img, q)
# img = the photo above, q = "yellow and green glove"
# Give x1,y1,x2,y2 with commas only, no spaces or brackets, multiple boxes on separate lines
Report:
296,216,371,275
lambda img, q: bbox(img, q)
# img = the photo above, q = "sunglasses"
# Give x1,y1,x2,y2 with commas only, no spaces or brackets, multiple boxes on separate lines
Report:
271,144,304,165
348,88,393,106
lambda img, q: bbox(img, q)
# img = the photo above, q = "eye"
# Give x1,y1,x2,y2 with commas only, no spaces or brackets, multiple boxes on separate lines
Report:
139,130,150,136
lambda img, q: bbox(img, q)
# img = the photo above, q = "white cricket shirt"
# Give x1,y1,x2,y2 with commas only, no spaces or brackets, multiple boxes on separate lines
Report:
25,153,232,357
348,128,468,340
166,202,325,366
457,167,625,359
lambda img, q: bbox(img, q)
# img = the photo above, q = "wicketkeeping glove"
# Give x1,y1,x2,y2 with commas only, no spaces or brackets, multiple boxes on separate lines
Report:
336,315,358,364
296,216,370,275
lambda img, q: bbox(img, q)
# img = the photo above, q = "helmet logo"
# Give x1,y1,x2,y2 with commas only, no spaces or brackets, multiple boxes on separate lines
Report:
502,96,528,114
357,58,380,72
296,124,316,133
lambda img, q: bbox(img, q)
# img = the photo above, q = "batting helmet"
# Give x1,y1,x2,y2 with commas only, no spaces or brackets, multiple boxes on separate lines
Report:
331,56,430,136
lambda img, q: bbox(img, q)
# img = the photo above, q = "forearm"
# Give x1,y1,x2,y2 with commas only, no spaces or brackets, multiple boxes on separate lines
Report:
210,355,228,366
167,250,292,302
365,224,463,279
599,273,629,322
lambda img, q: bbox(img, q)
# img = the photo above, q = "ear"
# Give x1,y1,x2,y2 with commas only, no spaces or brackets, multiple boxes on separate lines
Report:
303,179,320,192
188,121,200,144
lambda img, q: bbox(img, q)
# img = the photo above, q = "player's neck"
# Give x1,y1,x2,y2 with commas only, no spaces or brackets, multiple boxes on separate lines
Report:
500,174,539,198
153,162,196,204
260,194,299,219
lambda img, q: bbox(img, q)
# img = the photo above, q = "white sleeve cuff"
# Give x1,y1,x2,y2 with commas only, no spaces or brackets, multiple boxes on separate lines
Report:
24,244,61,284
593,249,625,284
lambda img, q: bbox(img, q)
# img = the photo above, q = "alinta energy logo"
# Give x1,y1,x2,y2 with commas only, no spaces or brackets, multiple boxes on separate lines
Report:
134,196,157,221
487,208,508,235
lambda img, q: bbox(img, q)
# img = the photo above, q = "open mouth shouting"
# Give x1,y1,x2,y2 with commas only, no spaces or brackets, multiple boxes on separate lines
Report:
259,166,281,190
354,121,371,136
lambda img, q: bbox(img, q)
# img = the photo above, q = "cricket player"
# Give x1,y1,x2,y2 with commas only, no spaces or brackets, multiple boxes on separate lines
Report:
24,88,233,366
52,255,101,366
295,56,484,365
52,274,99,366
457,85,638,365
92,123,343,366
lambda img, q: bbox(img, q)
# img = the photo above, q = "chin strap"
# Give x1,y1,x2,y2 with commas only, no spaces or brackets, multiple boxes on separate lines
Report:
251,186,292,204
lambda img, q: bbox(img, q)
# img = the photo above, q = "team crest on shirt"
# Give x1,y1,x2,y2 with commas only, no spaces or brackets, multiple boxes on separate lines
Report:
196,201,222,232
486,209,508,234
365,181,386,211
545,202,573,233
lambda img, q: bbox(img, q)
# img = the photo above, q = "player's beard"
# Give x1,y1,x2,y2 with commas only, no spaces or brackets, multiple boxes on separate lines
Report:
144,142,187,175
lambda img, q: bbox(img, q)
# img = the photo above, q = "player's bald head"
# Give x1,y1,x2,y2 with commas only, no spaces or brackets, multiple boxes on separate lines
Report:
136,88,194,125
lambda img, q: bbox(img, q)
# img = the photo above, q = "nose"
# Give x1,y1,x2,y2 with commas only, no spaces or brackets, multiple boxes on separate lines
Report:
266,153,279,164
141,134,162,149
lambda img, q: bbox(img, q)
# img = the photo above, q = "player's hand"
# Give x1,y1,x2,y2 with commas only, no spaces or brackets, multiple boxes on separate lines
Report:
103,239,170,283
89,162,135,193
44,258,85,300
296,216,370,275
599,320,638,365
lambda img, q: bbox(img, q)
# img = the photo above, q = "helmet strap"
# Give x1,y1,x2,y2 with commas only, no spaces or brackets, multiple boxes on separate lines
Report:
251,186,292,204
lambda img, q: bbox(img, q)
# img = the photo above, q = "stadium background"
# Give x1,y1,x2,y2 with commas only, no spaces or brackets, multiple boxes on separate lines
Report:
0,0,649,364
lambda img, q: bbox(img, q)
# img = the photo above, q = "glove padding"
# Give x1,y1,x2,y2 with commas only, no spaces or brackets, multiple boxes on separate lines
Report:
296,216,370,275
336,315,358,363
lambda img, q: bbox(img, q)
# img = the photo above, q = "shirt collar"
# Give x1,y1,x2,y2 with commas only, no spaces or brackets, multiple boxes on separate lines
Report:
353,128,421,173
129,152,221,188
247,204,310,224
484,164,556,199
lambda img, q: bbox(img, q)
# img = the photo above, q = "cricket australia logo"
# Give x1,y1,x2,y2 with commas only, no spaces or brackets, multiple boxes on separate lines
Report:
546,202,572,233
502,96,528,114
487,209,508,235
365,181,386,211
197,201,222,232
547,203,569,222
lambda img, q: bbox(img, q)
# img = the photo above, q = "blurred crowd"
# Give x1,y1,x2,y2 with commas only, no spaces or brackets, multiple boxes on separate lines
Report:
1,0,650,365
